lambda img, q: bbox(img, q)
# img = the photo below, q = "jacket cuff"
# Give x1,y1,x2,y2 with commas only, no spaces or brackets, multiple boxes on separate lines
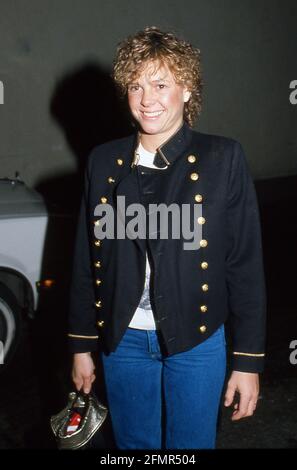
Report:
67,333,99,353
231,351,265,373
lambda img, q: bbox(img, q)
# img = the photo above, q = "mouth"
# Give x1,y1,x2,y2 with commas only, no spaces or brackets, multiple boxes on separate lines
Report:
141,110,164,119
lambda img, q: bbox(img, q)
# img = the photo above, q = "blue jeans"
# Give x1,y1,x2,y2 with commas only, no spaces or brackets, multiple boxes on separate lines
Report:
101,325,226,449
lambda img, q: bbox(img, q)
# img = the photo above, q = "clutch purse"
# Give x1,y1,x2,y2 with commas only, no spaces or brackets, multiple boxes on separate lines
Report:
50,390,108,450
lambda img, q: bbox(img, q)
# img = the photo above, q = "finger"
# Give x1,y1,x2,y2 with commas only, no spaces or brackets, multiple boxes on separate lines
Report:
224,385,236,407
232,395,250,421
72,375,83,391
249,396,258,414
83,377,92,394
74,381,83,391
246,399,256,417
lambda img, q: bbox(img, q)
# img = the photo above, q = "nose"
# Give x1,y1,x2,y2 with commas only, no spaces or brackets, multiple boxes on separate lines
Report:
141,87,156,107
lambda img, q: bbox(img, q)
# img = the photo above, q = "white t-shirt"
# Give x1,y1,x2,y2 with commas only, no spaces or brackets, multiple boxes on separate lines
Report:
128,142,165,330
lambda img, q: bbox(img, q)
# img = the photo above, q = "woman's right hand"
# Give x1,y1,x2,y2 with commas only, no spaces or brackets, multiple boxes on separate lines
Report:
72,352,96,393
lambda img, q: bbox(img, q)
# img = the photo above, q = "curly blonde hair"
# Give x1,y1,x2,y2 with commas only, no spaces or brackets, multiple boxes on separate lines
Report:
112,26,203,127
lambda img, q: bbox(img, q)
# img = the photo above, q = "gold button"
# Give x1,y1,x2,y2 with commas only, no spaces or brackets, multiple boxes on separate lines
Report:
202,283,209,292
94,240,101,247
197,217,205,225
190,172,199,181
200,239,208,248
108,177,115,183
94,220,100,226
95,279,102,286
94,261,101,268
194,194,203,203
200,325,207,333
187,155,196,163
97,320,105,328
117,158,123,166
201,261,208,269
200,305,208,313
101,196,108,204
95,300,102,308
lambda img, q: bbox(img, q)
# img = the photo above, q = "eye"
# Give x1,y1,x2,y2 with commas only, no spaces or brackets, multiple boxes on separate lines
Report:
157,84,166,89
128,85,140,92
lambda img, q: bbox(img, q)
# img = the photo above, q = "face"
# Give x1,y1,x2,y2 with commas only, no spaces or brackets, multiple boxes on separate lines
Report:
127,61,190,143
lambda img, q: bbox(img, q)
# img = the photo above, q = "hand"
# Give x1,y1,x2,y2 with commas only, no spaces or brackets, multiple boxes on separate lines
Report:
72,352,96,394
224,371,259,421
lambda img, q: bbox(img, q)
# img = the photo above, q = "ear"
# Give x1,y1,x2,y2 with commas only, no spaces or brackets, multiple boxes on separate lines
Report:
183,89,191,103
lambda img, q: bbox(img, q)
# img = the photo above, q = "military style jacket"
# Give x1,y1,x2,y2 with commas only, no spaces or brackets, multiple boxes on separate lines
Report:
68,122,266,373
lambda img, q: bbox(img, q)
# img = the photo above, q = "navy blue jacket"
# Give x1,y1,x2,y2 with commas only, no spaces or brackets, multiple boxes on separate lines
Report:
68,122,266,373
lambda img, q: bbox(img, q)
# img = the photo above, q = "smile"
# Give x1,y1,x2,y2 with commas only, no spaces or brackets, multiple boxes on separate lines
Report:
142,110,164,118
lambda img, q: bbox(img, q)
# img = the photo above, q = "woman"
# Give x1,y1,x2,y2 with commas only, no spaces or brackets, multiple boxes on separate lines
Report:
68,26,266,449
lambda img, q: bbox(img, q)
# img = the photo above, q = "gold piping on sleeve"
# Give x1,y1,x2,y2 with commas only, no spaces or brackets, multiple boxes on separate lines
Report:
233,351,265,357
68,333,99,339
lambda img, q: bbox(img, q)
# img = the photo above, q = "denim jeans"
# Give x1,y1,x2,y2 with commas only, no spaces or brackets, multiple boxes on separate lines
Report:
100,325,226,449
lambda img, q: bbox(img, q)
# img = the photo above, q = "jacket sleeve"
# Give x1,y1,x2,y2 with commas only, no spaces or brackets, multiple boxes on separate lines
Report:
226,141,267,373
67,149,99,353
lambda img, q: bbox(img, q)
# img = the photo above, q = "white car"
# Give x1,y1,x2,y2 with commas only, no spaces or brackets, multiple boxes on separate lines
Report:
0,177,49,365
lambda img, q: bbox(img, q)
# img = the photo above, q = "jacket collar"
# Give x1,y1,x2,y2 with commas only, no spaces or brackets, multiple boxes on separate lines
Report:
131,121,193,169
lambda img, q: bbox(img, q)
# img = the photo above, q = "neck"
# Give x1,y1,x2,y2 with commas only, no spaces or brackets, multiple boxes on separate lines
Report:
139,121,184,153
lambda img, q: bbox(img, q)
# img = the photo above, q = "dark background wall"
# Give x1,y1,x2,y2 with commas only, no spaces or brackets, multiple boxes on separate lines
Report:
0,0,296,190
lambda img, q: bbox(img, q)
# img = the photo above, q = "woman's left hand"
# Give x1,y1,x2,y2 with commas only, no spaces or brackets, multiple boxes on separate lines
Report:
224,371,259,421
